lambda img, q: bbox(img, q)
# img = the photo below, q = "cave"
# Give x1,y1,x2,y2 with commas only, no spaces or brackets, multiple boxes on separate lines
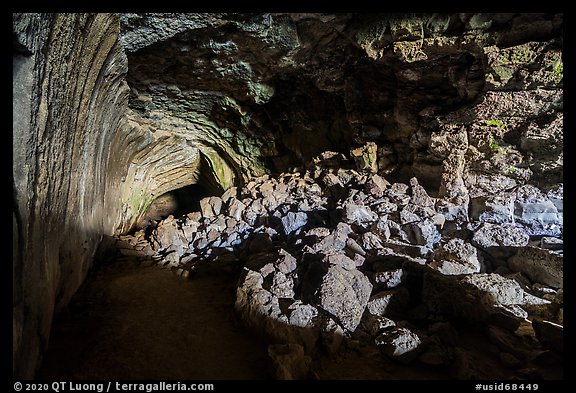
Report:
13,13,563,381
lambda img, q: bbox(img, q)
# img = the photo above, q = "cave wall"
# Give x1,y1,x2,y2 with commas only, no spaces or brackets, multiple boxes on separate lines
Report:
12,13,136,378
122,13,562,192
12,12,562,378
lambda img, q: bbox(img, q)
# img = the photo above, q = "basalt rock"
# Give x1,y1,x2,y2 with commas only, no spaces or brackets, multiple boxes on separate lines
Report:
14,12,562,379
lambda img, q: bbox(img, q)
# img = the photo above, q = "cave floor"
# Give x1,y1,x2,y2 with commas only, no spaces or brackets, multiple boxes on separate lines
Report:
37,258,271,379
37,257,546,380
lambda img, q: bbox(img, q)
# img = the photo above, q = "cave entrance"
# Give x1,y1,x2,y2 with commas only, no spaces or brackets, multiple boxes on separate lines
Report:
137,183,218,229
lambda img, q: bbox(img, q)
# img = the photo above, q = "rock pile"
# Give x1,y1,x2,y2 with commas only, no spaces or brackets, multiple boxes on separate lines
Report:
115,146,563,378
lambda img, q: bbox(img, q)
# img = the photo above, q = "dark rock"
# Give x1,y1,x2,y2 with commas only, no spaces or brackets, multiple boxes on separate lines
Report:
343,202,378,225
508,246,563,288
428,238,480,275
406,219,442,247
318,264,372,331
372,269,404,290
366,287,410,318
471,222,529,248
532,319,563,352
375,327,422,363
362,314,396,337
248,233,274,254
276,249,297,274
470,194,514,224
461,274,525,305
409,177,435,207
199,196,223,218
281,211,308,235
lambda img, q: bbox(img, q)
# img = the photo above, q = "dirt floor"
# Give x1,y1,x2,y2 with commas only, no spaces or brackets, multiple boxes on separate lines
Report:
37,256,561,380
37,258,272,380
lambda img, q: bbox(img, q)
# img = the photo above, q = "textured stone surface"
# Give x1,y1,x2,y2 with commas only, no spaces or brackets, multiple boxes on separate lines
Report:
13,13,130,378
508,247,563,289
14,12,563,379
375,327,422,363
428,238,481,275
318,265,373,331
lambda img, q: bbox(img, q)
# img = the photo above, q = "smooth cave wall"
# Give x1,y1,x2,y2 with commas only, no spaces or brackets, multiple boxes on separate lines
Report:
13,12,562,378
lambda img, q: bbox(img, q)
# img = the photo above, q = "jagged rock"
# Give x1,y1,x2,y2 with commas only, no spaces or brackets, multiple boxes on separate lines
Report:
372,269,404,290
539,236,563,251
366,288,410,317
508,247,563,288
375,327,422,363
409,177,435,207
365,173,390,197
324,253,356,270
350,142,378,173
471,222,529,248
343,203,378,225
281,211,308,235
470,193,514,224
150,216,187,253
220,186,238,205
428,238,481,275
418,341,454,366
345,237,366,257
276,249,297,274
228,198,247,221
318,264,372,331
461,274,525,306
514,185,561,235
372,199,398,214
435,198,469,222
199,196,223,218
486,325,533,361
270,271,295,298
546,184,563,218
382,239,430,259
406,219,441,247
488,304,528,331
362,315,397,337
362,230,387,251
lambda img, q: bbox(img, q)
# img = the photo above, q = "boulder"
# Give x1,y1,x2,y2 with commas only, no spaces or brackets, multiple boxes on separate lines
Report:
461,273,525,306
375,327,422,363
514,185,561,236
470,193,514,224
372,268,404,290
532,319,563,353
409,177,435,207
343,203,378,225
406,219,441,248
199,196,222,218
508,247,563,288
471,222,529,248
428,238,481,275
350,142,378,173
366,287,410,318
318,264,372,331
281,211,308,235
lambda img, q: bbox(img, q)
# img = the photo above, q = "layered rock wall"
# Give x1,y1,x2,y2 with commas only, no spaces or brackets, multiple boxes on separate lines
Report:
13,13,131,378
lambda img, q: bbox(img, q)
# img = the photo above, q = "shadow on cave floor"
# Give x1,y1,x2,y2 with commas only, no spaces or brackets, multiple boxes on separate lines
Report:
36,255,453,380
36,258,272,380
36,214,563,380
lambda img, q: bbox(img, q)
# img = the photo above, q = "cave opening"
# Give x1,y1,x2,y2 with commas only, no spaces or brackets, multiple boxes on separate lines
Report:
139,183,215,226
